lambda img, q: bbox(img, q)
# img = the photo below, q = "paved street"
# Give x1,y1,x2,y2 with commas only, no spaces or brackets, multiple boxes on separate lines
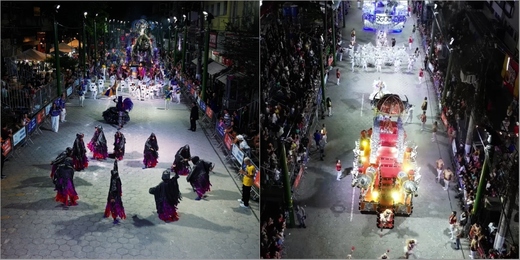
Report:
284,5,473,259
1,90,259,259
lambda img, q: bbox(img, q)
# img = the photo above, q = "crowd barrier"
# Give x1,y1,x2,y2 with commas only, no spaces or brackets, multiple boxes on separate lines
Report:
176,75,260,200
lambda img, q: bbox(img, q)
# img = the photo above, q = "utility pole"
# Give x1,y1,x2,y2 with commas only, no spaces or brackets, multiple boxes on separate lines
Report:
94,13,98,66
442,46,455,104
202,11,212,102
83,12,87,80
53,5,61,96
182,14,188,73
428,12,436,64
331,6,336,67
280,140,295,228
471,150,490,218
196,3,203,80
319,40,326,119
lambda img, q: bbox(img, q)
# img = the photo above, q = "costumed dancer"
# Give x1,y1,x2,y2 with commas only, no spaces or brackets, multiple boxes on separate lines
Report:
50,147,73,178
52,157,79,206
72,133,88,171
143,133,159,169
351,58,356,72
165,86,173,110
104,160,126,224
379,209,393,231
404,239,417,259
394,59,401,72
87,125,109,160
78,81,86,107
375,57,383,72
187,156,214,200
172,145,192,176
149,169,182,222
50,103,61,133
361,56,368,72
111,130,126,160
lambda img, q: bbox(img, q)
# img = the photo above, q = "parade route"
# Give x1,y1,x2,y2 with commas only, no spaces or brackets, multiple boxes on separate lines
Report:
1,90,259,259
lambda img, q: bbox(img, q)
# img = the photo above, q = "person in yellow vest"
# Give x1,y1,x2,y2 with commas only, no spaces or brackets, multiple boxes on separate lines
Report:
238,157,255,208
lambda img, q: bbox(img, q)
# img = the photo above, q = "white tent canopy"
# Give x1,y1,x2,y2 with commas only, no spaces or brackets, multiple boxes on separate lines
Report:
50,42,74,53
13,49,50,61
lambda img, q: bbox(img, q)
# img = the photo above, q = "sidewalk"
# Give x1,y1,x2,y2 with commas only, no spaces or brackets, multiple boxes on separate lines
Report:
284,5,469,259
1,89,259,259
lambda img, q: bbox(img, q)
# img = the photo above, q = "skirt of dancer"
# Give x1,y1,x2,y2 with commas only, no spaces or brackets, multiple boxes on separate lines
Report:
174,163,190,176
55,179,79,206
104,197,126,221
194,174,212,199
87,142,108,160
72,155,89,171
158,200,179,222
113,149,124,161
143,151,158,168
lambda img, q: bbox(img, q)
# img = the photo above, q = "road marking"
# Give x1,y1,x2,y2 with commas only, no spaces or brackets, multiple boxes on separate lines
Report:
360,93,364,117
350,187,356,222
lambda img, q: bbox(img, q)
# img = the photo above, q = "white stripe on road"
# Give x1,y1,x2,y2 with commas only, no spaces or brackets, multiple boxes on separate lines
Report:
350,186,356,222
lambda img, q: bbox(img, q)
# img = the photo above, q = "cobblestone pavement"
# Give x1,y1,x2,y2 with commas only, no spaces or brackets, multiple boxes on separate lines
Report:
283,5,475,259
1,90,259,259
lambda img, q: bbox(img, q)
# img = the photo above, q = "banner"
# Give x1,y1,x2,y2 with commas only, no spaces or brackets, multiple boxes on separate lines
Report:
224,133,233,150
13,127,26,147
254,170,260,188
2,138,12,157
216,121,225,137
66,86,73,97
209,32,217,49
27,118,37,134
206,106,213,120
199,100,206,112
36,109,45,124
45,103,52,115
231,144,245,165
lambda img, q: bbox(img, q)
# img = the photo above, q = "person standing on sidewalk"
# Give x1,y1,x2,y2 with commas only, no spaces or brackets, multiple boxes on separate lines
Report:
313,130,322,151
444,167,454,191
420,111,427,131
50,103,61,133
453,223,463,249
326,97,333,117
435,158,445,182
336,69,341,85
339,47,344,62
238,157,255,208
319,138,326,161
336,159,342,181
431,121,438,142
321,124,327,144
57,93,67,123
418,68,424,83
404,105,414,124
448,211,457,239
295,205,307,228
189,101,199,131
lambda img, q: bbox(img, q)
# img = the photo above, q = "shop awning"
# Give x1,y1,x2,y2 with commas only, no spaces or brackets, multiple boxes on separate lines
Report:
216,71,246,85
192,58,198,65
206,62,227,75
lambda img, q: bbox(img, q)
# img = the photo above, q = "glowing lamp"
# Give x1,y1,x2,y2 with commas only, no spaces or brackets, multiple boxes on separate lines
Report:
362,140,368,147
372,190,379,199
392,191,400,201
361,157,367,163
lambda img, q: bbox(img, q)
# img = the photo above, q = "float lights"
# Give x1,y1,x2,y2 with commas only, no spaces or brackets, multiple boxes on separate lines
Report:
450,37,454,45
392,191,400,201
373,190,379,199
361,157,367,163
362,140,369,148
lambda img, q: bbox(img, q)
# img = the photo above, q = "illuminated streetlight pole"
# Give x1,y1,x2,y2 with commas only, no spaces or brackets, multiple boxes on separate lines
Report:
53,5,62,96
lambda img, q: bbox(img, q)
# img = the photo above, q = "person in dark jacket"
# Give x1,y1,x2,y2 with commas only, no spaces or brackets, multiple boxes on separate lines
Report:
111,130,126,161
187,156,214,200
50,102,61,132
52,157,79,206
171,144,191,176
71,133,88,171
87,125,108,160
149,169,182,222
143,133,159,169
50,147,73,179
189,102,199,131
104,160,126,224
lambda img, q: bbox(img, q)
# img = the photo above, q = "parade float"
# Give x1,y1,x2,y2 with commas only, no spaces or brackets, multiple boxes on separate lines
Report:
351,94,421,229
362,0,408,32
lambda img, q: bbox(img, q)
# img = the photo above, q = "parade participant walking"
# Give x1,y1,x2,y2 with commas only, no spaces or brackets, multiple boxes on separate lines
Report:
336,69,341,85
87,125,108,160
165,86,173,110
57,93,67,122
175,84,181,104
172,144,192,176
149,169,182,222
420,111,427,131
71,134,88,171
435,158,445,182
50,103,61,133
326,97,333,117
104,160,126,224
418,68,424,83
408,36,413,50
51,147,73,178
404,239,417,259
189,102,199,131
78,82,86,107
336,159,342,181
404,105,414,124
112,130,126,161
52,157,79,207
421,97,428,113
432,121,438,142
187,156,214,201
321,124,327,144
238,157,255,208
351,28,356,42
143,133,159,169
295,205,307,228
448,211,457,239
443,167,454,191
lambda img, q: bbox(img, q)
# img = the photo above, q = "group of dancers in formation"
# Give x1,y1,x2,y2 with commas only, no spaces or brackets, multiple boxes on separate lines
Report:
340,30,420,73
49,126,214,223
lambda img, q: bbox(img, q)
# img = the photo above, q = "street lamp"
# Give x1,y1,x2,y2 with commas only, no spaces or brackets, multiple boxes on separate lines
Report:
201,11,214,103
53,4,62,96
181,14,188,73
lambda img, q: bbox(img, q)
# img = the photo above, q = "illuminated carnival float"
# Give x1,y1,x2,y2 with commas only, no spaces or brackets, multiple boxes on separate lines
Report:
350,94,421,229
362,0,408,32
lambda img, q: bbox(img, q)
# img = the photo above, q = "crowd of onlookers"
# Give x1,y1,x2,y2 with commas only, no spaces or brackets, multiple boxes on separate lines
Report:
260,205,286,259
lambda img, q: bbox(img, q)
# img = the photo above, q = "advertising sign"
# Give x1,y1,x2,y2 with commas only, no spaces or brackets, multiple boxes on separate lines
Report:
254,170,260,188
13,127,26,147
209,32,217,49
206,106,213,120
2,138,12,157
199,100,206,112
224,133,233,151
231,144,245,165
27,118,37,134
36,109,45,124
216,121,225,137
